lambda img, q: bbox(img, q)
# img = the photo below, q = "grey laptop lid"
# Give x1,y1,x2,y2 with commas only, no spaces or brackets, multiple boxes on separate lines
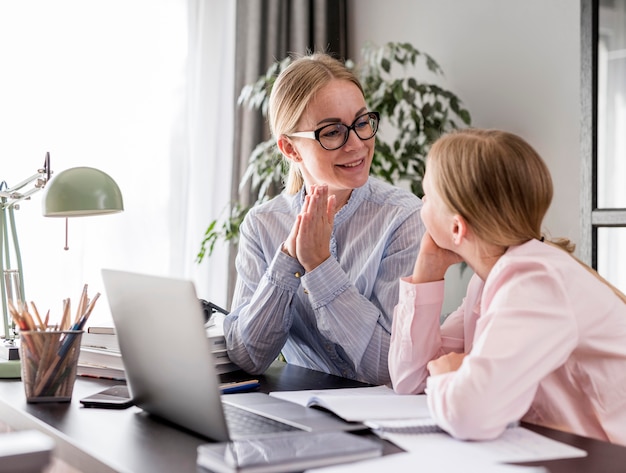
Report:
101,269,358,441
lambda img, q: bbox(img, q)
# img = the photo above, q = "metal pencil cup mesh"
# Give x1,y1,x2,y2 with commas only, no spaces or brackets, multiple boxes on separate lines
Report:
19,330,83,403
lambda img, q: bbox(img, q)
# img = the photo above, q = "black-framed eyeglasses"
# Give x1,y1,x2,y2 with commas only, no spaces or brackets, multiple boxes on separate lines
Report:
289,111,380,151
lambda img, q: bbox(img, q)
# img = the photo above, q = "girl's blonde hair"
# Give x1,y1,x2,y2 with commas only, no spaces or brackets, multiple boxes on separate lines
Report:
427,128,626,303
268,53,364,194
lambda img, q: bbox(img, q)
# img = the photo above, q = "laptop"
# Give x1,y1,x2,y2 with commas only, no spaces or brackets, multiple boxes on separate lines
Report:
100,268,361,442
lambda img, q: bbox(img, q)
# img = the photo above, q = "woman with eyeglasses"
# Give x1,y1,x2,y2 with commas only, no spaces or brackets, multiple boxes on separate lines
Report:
223,53,425,385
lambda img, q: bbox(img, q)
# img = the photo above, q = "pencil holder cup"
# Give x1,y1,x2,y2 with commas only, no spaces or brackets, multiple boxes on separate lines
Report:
19,330,84,403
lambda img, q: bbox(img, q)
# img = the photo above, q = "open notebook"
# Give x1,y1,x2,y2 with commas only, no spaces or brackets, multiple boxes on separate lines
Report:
270,385,587,464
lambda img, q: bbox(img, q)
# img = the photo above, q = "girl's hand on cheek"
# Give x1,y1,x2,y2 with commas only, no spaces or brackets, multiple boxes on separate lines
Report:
411,232,464,283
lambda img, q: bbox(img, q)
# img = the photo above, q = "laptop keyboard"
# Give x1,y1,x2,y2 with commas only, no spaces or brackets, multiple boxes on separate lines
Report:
223,403,301,436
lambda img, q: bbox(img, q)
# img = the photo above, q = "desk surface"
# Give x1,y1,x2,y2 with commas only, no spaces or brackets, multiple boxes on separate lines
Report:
1,363,625,473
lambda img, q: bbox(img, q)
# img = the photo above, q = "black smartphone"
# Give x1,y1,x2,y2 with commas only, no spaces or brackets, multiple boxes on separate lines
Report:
80,385,134,409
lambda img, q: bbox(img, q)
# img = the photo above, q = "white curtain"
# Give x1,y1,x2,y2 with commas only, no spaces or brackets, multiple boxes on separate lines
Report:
0,0,234,330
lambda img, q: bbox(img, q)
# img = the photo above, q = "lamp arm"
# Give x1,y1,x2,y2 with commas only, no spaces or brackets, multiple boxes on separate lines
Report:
0,207,9,269
0,153,51,210
1,204,26,342
0,153,49,342
0,173,48,210
1,208,12,340
3,171,46,192
7,207,25,299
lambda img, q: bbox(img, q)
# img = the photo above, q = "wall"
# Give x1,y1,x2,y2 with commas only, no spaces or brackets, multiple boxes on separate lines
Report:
348,0,581,246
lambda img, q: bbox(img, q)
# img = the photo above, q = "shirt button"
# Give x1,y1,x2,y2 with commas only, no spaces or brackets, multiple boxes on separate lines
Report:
294,272,302,278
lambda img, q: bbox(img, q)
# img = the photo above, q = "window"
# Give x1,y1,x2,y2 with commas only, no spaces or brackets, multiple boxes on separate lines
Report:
581,0,626,294
1,0,234,331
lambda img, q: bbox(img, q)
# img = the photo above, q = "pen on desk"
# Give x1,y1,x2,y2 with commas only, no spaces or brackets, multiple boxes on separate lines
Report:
78,373,126,381
220,379,260,394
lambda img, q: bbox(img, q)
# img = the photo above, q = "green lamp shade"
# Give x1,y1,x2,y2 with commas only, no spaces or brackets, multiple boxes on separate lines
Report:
42,167,124,217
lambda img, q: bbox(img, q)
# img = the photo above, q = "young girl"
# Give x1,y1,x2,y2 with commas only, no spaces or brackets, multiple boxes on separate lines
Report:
224,53,424,385
389,128,626,445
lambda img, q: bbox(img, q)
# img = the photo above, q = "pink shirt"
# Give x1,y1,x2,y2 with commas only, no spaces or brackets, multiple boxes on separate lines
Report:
389,239,626,445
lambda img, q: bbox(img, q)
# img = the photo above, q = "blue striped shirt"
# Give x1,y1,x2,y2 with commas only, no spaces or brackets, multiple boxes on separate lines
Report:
224,177,425,384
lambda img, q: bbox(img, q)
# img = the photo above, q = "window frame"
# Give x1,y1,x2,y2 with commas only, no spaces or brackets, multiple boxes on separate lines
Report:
580,0,626,268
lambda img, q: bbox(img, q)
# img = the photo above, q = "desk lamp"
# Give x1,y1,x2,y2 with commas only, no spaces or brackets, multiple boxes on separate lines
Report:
1,153,123,376
42,166,124,249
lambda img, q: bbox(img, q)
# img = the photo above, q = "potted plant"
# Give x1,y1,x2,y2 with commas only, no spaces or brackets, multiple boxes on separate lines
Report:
197,41,471,263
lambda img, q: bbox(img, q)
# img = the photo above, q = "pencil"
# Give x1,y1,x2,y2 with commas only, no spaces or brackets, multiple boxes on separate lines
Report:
16,283,101,399
220,379,261,394
74,284,89,326
29,302,46,331
60,298,71,331
73,292,101,330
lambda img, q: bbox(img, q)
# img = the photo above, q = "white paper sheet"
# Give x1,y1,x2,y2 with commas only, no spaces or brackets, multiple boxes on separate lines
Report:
306,451,550,473
378,426,586,463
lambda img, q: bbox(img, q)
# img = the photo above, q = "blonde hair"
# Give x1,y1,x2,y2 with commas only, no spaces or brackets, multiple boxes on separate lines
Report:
268,53,364,194
427,128,626,303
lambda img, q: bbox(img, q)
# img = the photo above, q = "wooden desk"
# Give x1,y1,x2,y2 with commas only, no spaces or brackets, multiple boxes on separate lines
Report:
0,362,625,473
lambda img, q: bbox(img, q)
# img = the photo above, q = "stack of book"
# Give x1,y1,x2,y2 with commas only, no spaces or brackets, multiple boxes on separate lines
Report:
206,313,239,375
77,326,126,380
77,314,240,381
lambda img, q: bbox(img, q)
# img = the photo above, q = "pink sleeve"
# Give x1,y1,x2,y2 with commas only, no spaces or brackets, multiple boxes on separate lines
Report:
426,259,578,440
388,278,448,394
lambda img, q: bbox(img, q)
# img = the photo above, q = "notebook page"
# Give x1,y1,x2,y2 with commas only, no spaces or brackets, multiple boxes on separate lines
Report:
269,386,430,422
